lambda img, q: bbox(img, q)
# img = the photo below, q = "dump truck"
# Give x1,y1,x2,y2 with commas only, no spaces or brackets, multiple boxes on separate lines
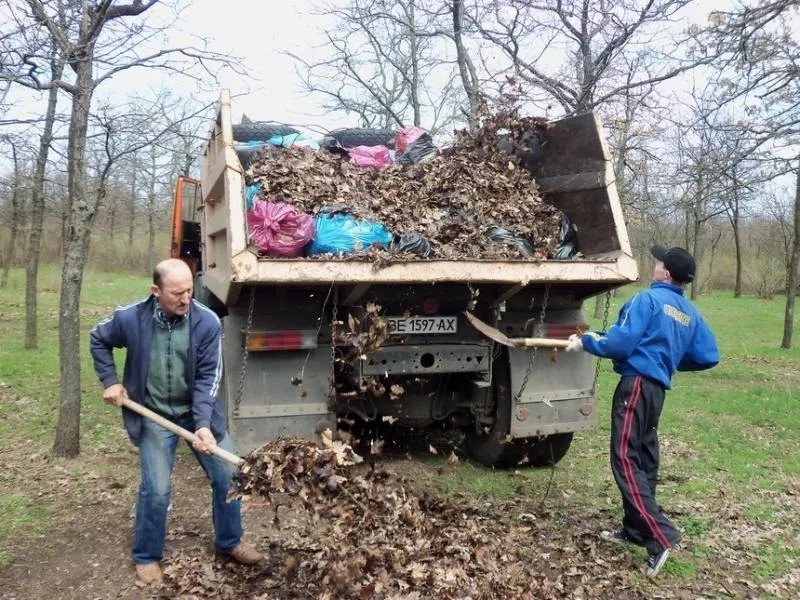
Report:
169,90,638,467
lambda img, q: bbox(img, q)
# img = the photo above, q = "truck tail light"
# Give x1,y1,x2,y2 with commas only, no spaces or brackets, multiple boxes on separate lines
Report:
545,323,589,340
422,297,439,315
245,330,318,351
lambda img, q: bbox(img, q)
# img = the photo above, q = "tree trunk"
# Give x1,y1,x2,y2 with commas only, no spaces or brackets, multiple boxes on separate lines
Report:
1,143,22,288
25,60,63,348
731,182,743,298
781,163,800,349
108,193,116,242
147,150,157,274
53,57,95,459
690,207,702,301
452,0,479,131
407,1,421,127
733,204,742,297
128,154,137,267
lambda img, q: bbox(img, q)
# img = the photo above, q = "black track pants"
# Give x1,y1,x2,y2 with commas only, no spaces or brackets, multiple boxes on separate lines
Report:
610,375,681,554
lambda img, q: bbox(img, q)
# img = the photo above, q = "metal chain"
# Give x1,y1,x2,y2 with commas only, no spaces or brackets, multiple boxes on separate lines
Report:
592,290,612,394
234,287,255,415
329,288,339,396
514,285,550,401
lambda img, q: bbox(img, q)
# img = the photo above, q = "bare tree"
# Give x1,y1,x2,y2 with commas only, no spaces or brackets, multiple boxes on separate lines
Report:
785,164,800,347
0,136,24,287
470,0,712,115
0,4,67,347
451,0,480,130
704,2,800,346
1,0,241,457
290,0,460,131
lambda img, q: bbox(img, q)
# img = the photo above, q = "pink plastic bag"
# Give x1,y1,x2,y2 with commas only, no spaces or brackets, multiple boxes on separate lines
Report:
247,200,315,257
395,127,426,154
347,145,392,169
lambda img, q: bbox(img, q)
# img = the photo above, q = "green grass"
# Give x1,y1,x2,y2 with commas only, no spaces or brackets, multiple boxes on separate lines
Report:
411,283,800,590
1,270,800,592
749,539,800,580
0,265,148,563
0,495,51,567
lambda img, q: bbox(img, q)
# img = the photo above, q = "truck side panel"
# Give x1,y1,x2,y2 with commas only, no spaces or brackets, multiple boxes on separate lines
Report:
221,292,335,453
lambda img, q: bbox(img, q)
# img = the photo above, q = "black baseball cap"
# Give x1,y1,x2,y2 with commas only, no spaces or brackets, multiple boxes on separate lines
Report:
651,245,696,284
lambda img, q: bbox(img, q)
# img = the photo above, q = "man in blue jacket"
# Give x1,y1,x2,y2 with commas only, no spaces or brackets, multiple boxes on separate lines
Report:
566,245,719,579
90,258,262,585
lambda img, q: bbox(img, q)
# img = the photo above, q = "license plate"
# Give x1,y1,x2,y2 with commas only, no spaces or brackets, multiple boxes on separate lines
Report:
385,316,457,335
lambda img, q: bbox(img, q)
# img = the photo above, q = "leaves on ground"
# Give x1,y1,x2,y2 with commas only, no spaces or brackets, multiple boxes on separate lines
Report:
163,436,647,599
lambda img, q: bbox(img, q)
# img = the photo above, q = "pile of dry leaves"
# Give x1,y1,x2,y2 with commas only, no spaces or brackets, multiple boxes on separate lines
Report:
245,112,570,261
160,435,645,600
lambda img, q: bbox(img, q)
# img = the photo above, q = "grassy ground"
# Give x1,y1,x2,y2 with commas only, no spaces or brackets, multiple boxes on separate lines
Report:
0,266,147,568
1,266,799,598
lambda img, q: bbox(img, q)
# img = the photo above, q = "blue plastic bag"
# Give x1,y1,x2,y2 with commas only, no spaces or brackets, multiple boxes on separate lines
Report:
245,182,262,210
267,133,320,150
307,213,393,256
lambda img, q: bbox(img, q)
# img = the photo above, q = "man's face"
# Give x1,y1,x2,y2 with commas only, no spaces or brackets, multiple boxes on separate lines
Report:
152,270,193,317
652,260,671,283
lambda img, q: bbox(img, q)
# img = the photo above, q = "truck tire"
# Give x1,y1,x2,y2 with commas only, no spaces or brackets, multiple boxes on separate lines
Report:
464,351,528,468
232,122,299,143
322,128,395,150
527,432,574,467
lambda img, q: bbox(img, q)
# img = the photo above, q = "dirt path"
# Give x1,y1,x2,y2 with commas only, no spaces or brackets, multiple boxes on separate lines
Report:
1,431,798,599
0,448,242,600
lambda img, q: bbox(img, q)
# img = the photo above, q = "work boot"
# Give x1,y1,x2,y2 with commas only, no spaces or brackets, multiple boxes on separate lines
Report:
221,541,263,565
135,562,163,585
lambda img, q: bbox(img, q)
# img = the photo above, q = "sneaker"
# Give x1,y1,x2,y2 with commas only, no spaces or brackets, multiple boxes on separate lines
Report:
600,529,635,545
645,547,670,579
220,541,263,565
135,562,163,585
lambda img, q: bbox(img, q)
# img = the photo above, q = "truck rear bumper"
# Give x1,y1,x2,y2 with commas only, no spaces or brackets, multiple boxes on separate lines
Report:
362,344,491,375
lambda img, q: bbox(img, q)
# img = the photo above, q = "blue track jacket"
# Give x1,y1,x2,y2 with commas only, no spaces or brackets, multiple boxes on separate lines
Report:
581,282,719,389
89,296,225,446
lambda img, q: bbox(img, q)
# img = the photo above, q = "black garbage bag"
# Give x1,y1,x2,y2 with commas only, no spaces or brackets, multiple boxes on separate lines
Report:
487,227,535,256
235,142,272,169
391,232,433,257
552,212,577,259
498,130,544,174
398,133,438,165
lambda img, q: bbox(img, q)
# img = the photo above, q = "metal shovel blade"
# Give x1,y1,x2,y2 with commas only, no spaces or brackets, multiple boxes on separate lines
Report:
464,311,570,349
464,311,519,347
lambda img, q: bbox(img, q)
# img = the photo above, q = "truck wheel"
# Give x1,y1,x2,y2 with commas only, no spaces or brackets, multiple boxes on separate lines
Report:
322,128,396,150
232,122,299,143
527,432,574,467
464,351,528,468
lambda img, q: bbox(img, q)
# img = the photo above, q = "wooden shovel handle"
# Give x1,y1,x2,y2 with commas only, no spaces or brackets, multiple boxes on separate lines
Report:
121,397,243,466
520,337,570,348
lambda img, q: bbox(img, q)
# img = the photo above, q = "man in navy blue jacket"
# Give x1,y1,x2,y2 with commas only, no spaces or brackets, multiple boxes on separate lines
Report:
566,245,719,579
90,259,262,585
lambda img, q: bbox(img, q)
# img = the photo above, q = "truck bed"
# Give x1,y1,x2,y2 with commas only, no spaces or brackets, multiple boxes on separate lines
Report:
199,90,638,305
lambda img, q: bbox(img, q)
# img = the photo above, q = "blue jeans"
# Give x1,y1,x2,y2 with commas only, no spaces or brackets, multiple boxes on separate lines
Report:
132,415,243,564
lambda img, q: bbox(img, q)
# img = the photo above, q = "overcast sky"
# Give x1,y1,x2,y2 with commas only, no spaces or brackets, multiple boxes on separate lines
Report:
98,0,725,130
3,0,734,146
151,0,355,129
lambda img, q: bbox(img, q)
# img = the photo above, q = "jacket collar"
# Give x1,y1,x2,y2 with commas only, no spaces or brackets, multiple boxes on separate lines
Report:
650,281,685,296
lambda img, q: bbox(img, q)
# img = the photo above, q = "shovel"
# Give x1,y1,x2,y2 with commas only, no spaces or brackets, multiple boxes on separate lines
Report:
464,311,570,349
121,397,244,466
